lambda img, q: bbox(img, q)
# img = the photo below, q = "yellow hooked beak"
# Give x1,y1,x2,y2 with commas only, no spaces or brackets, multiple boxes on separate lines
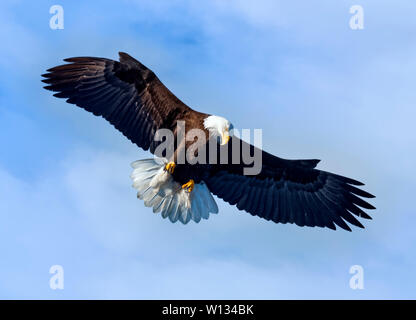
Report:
220,130,230,145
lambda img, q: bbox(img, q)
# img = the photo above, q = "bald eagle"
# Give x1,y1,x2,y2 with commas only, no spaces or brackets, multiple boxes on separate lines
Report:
42,52,375,231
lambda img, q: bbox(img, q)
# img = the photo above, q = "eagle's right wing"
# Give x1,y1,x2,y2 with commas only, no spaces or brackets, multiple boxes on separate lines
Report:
42,52,192,153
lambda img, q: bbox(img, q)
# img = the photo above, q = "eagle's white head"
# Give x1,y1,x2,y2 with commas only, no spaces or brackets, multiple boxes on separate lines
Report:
203,115,234,145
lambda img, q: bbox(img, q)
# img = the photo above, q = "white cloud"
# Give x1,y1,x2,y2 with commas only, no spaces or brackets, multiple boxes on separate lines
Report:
0,146,413,298
1,0,416,298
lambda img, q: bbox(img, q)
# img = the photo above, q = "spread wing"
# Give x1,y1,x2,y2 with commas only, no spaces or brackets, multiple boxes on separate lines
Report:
205,137,375,231
42,52,191,153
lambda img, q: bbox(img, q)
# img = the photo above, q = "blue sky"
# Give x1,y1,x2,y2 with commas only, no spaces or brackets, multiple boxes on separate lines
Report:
0,0,415,299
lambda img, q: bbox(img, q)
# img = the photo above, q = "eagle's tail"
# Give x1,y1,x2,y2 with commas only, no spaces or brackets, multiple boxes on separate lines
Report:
130,158,218,224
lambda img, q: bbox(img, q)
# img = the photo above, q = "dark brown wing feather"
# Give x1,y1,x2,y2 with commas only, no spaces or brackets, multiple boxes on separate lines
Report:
205,137,375,231
42,52,192,153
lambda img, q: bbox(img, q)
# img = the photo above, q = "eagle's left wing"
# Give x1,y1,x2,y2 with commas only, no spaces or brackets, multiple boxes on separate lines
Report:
205,137,375,231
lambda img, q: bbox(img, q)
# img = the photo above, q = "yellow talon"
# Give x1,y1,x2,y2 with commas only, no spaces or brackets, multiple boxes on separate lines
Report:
182,179,195,193
165,162,176,174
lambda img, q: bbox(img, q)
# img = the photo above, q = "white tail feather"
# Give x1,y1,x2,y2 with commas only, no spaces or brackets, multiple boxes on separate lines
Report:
130,158,218,224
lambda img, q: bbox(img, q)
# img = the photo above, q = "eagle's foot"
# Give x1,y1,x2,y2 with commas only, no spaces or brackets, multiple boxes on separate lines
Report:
164,162,176,174
182,179,195,193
